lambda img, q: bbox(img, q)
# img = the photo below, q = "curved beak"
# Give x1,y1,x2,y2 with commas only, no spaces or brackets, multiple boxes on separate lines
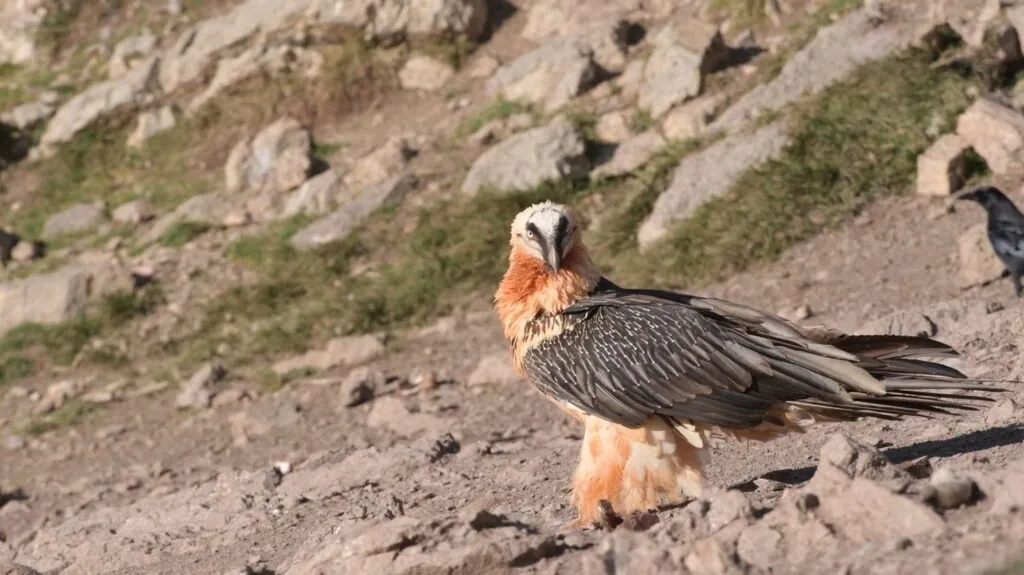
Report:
543,245,562,272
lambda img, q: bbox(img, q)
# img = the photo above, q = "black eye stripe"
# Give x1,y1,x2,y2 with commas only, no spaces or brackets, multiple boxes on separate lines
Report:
555,216,568,248
526,222,548,253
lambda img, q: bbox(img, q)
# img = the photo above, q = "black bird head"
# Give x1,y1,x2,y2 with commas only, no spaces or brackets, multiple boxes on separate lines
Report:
956,185,1016,212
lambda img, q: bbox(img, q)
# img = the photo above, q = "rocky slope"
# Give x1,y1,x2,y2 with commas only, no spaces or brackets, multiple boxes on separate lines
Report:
2,0,1024,573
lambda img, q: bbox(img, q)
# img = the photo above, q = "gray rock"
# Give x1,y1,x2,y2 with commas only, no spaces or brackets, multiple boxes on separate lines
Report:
957,223,1006,289
955,98,1024,175
310,0,489,43
127,105,176,148
467,352,521,386
34,380,79,415
159,0,311,93
0,0,46,65
399,54,455,91
175,362,226,410
461,119,588,196
112,200,155,224
367,396,445,437
290,174,413,250
593,130,667,178
345,138,414,189
711,6,926,135
9,240,42,263
41,203,107,240
639,18,729,119
142,193,235,244
486,38,598,114
41,57,159,146
916,133,970,196
340,368,377,408
468,53,500,78
661,94,723,141
109,30,157,78
0,263,133,336
638,120,789,249
272,334,386,375
281,168,346,218
521,0,638,72
225,117,311,194
925,467,977,510
1,98,56,130
595,110,633,143
186,45,265,115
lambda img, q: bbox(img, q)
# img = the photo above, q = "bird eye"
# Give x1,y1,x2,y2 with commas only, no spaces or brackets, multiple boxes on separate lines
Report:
526,230,534,238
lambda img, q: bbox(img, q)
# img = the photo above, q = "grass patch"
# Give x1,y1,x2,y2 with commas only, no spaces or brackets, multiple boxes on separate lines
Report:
0,355,33,385
630,109,656,133
159,222,212,248
625,49,978,288
23,400,99,436
0,318,102,366
457,97,531,137
181,179,601,369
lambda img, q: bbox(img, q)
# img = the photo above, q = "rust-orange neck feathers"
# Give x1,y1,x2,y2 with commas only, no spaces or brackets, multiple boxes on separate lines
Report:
494,240,600,343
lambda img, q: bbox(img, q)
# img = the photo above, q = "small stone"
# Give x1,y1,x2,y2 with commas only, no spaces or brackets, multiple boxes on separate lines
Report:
794,304,812,320
112,200,155,224
399,54,455,91
926,467,978,510
41,203,107,240
212,388,248,407
916,133,971,197
957,224,1006,289
986,397,1019,425
175,362,226,410
956,99,1024,175
127,106,176,148
593,130,668,178
596,111,633,143
4,435,26,451
34,380,79,415
340,369,376,408
467,352,521,386
366,396,445,437
469,54,500,78
10,240,43,262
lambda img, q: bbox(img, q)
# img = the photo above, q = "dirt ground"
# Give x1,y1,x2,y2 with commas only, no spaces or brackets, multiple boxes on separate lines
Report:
2,180,1024,574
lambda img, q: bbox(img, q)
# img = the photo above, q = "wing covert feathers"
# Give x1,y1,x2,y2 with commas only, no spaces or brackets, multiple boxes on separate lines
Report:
517,286,1005,430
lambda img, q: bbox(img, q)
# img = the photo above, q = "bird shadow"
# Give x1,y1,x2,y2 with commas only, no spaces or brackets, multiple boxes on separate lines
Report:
732,423,1024,491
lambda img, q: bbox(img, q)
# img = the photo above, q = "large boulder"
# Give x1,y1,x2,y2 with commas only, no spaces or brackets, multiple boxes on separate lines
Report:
310,0,489,44
710,5,927,134
225,117,311,195
638,120,790,249
461,119,588,196
0,0,46,65
486,38,599,114
0,263,133,336
955,98,1024,175
290,174,414,250
41,57,159,146
638,18,729,119
41,203,107,240
399,54,455,91
159,0,311,93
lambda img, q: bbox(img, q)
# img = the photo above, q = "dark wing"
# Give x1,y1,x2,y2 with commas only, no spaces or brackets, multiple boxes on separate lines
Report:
989,214,1024,261
520,287,997,429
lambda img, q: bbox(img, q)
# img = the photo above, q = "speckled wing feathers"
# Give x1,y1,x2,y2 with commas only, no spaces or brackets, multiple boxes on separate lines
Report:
519,287,997,430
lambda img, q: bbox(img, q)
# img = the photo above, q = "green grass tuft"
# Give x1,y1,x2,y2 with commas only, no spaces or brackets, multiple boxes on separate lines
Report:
0,355,33,385
457,98,531,137
626,50,978,287
159,222,212,248
23,400,99,436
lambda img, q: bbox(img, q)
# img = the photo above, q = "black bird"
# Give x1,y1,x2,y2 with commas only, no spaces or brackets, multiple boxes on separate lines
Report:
0,228,18,269
957,185,1024,297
